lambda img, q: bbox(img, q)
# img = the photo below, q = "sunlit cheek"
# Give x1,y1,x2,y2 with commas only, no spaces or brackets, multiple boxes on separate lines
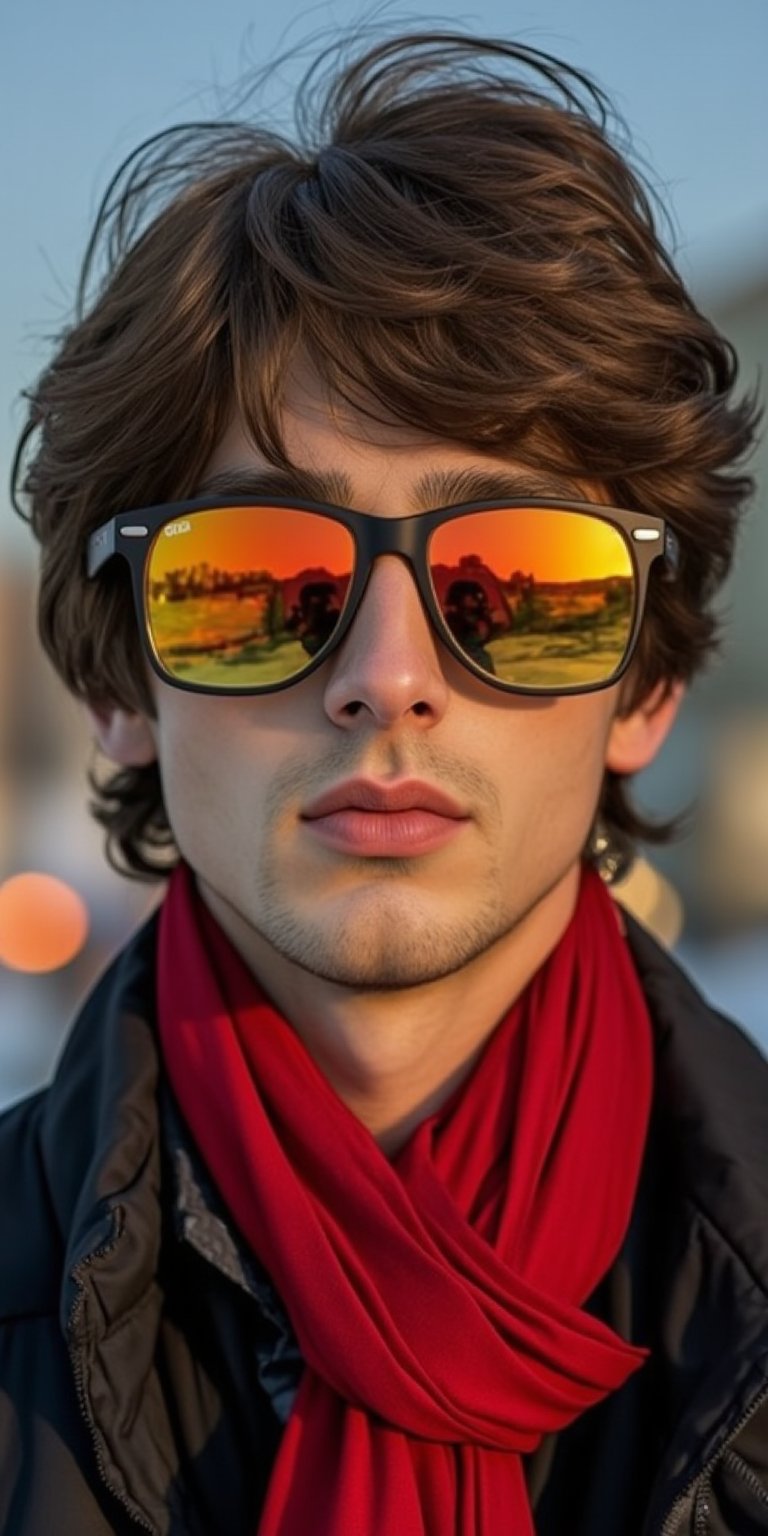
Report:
495,697,615,854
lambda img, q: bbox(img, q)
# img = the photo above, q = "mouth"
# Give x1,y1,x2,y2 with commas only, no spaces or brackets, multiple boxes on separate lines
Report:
300,778,470,858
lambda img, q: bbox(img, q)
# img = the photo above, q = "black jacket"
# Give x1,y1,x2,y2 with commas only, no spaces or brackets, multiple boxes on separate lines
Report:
1,904,767,1535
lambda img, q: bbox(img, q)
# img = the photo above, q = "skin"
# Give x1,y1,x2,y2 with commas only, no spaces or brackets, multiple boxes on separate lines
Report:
88,364,683,1154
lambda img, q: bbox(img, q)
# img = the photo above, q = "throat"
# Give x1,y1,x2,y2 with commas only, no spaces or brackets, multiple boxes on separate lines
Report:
280,982,500,1155
336,1044,487,1156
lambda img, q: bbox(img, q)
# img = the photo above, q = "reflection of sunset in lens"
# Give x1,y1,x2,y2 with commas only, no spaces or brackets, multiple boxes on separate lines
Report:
148,504,353,579
0,873,89,973
146,504,354,688
430,507,634,689
430,506,631,580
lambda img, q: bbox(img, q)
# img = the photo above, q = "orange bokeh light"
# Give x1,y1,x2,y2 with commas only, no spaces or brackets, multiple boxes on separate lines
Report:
0,873,89,973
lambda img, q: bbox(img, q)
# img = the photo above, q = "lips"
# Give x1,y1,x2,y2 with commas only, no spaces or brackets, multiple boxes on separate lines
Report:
301,778,467,820
300,779,469,857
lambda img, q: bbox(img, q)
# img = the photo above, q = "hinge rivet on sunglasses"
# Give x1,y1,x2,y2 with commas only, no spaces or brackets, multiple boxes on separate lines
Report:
120,526,150,538
632,528,661,542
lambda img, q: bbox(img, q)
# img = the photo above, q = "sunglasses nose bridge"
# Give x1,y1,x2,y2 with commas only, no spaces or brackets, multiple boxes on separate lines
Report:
352,514,431,619
362,513,423,561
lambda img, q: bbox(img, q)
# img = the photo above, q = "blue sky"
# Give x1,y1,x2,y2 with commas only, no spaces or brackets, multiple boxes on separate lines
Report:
3,0,767,561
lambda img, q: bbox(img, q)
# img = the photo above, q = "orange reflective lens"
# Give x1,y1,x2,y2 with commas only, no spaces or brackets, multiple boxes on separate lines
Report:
429,508,634,688
145,503,635,690
146,505,354,687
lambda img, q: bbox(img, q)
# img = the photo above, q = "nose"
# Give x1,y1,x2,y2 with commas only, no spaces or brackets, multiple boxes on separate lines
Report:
323,556,451,730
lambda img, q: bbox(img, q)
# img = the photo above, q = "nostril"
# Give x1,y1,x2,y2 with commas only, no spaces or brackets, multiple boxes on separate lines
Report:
412,701,431,717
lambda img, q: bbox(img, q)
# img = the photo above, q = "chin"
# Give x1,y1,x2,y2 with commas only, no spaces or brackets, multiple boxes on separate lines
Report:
261,895,508,991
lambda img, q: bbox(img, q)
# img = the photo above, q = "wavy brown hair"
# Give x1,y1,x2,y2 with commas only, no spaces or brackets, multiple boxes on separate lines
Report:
12,31,760,879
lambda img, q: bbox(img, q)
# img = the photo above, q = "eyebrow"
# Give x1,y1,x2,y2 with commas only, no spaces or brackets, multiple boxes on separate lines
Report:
194,463,588,510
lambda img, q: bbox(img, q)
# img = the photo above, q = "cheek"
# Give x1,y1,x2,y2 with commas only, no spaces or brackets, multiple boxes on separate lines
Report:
152,699,256,865
494,696,615,839
151,692,307,877
552,699,614,780
545,696,615,790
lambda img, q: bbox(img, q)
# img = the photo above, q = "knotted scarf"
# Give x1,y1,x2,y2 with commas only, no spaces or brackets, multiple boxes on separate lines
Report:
157,859,653,1536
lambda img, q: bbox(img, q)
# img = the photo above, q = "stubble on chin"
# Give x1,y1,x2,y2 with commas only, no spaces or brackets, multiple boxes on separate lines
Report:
250,849,513,990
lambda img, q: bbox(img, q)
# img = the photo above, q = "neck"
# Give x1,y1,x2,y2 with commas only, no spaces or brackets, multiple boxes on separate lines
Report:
198,864,581,1155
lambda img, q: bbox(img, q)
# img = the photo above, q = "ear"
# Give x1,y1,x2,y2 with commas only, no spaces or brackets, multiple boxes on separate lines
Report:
85,703,158,767
605,679,685,775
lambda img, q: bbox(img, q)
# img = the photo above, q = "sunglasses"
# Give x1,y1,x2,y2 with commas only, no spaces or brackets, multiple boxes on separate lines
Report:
87,496,679,697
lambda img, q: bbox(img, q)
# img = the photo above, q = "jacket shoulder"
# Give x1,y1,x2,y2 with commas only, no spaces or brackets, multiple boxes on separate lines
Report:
0,1087,63,1318
625,905,768,1292
0,908,162,1324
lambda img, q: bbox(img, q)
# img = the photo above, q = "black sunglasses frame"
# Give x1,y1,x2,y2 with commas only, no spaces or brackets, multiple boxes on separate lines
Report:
87,495,679,698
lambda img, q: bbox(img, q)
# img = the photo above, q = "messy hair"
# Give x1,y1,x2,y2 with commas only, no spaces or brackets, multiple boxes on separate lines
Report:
12,30,759,878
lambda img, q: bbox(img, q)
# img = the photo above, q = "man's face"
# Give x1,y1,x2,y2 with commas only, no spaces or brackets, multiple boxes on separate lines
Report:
96,367,681,990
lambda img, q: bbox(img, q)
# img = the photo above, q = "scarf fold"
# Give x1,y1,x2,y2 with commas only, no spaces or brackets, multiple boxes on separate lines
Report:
157,861,654,1536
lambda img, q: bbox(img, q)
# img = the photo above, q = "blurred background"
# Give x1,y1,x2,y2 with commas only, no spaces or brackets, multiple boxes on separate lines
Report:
1,0,766,1109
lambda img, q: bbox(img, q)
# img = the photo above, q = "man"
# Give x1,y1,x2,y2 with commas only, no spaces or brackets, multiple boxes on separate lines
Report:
3,30,767,1536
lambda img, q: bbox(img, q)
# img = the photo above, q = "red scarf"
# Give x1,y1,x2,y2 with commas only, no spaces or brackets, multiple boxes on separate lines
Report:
157,860,653,1536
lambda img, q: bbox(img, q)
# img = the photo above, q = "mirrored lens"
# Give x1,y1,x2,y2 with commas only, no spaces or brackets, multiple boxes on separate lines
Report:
146,505,354,687
429,508,635,688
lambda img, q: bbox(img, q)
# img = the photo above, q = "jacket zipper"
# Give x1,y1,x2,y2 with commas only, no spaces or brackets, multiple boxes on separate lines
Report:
658,1378,768,1535
67,1210,157,1536
721,1447,768,1508
693,1469,712,1535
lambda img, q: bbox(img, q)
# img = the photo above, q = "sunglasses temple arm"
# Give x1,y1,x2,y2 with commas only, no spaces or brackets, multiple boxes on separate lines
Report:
87,521,117,579
663,527,681,577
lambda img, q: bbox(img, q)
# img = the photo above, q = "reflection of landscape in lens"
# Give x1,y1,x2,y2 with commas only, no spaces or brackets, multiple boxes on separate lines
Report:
429,508,634,686
146,506,353,685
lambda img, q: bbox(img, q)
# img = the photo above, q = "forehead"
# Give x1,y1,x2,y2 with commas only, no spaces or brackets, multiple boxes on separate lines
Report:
198,383,598,514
